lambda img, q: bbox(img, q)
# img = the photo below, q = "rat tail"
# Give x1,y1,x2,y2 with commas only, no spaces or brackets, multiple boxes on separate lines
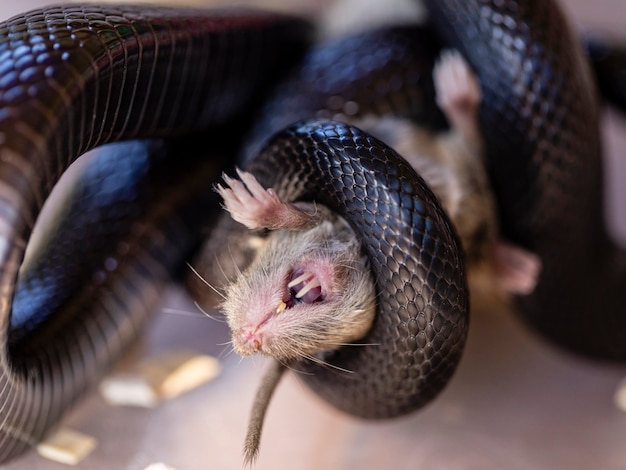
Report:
244,360,287,466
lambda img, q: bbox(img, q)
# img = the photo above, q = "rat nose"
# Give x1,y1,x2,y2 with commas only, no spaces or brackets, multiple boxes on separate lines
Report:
237,327,263,355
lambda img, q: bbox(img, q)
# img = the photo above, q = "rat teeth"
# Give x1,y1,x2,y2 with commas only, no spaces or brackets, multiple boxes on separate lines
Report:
295,276,321,299
288,271,324,303
288,272,312,288
275,300,287,315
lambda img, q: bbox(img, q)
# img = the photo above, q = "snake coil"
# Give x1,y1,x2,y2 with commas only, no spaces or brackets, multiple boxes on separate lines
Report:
0,0,621,464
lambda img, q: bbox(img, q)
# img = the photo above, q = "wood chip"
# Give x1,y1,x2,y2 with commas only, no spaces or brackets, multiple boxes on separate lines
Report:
36,428,97,465
143,463,178,470
99,349,221,408
614,378,626,412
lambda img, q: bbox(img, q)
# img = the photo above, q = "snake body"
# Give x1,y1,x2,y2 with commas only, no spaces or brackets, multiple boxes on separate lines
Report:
0,5,311,461
0,0,622,464
425,0,626,361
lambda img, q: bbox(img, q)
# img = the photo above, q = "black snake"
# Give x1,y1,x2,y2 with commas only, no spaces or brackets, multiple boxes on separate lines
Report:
0,0,622,464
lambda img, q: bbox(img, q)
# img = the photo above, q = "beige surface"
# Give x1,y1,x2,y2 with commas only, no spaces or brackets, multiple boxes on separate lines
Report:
1,1,626,469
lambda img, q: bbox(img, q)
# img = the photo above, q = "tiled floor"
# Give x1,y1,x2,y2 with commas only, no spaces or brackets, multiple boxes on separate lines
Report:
1,1,626,469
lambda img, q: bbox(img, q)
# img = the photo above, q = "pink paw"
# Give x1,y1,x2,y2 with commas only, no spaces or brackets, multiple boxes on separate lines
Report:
216,169,318,231
433,50,481,122
490,240,542,295
216,168,285,230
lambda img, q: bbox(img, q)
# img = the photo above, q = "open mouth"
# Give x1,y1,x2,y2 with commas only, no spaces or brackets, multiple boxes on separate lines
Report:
285,270,325,306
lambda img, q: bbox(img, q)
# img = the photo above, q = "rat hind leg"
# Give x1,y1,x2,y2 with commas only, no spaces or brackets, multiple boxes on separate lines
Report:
489,240,542,295
433,50,482,149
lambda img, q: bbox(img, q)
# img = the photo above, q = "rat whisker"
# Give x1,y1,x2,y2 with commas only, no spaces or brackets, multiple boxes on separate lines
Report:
371,289,385,301
276,358,313,376
187,262,226,301
333,262,359,272
218,344,238,361
228,244,244,277
161,307,208,319
228,243,252,291
288,367,315,377
212,253,230,283
300,353,355,374
161,302,226,324
235,354,248,367
192,300,227,323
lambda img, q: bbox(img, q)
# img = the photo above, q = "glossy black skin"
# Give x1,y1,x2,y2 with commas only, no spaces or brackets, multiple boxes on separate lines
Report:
425,0,626,361
0,0,624,464
0,5,312,462
585,35,626,112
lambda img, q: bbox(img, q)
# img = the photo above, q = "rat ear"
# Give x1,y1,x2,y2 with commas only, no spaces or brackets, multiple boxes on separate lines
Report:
489,240,542,295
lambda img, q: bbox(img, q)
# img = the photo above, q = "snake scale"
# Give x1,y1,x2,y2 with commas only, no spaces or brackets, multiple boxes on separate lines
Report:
0,0,622,464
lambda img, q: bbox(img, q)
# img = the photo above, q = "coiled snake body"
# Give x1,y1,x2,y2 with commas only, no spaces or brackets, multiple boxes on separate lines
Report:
0,0,622,464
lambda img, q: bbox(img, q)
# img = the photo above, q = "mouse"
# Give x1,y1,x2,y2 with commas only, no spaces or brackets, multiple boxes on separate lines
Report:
215,169,377,465
213,50,541,464
216,168,377,362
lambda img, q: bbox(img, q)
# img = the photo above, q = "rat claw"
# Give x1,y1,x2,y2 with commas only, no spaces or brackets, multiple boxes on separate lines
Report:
221,171,232,185
236,168,271,200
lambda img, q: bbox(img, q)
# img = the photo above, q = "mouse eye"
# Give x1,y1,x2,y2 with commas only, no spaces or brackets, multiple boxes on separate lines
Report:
287,271,324,304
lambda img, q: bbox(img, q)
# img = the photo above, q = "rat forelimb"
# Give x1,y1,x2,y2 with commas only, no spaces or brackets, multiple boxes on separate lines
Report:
216,168,323,231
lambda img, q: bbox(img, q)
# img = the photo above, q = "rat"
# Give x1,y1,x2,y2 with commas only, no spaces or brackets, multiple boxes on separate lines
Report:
216,168,377,362
214,50,541,464
215,169,377,465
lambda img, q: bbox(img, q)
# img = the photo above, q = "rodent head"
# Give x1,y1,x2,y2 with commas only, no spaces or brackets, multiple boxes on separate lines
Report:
222,219,376,362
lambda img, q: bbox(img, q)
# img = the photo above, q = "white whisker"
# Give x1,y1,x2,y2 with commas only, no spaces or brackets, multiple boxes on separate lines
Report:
301,353,354,374
187,262,226,300
161,307,206,318
218,344,237,361
213,253,230,284
228,243,251,290
334,263,359,272
276,359,313,376
193,300,226,323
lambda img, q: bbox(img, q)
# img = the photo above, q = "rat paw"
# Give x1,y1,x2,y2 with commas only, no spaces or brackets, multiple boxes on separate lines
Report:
215,168,285,230
216,169,319,231
434,49,481,128
490,240,542,295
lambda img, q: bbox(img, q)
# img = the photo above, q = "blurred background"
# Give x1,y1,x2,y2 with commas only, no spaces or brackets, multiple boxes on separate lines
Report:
1,1,626,469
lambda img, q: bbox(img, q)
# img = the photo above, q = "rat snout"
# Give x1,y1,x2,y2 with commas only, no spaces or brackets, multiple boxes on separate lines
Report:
234,308,276,356
235,326,263,356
